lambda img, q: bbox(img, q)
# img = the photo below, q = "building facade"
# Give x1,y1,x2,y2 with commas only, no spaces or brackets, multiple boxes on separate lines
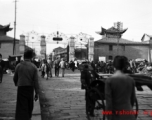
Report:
94,24,149,62
52,34,89,62
94,38,149,62
53,47,68,61
0,24,20,59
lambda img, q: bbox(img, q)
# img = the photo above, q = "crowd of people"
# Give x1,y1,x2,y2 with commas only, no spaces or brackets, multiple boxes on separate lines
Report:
1,49,152,120
38,57,80,79
93,58,152,75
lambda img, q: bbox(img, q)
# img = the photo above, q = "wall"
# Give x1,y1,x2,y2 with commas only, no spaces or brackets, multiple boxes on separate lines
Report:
125,45,148,60
0,42,19,59
94,43,149,63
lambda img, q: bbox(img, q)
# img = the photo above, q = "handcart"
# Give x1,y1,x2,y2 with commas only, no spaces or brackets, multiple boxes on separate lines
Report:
80,63,152,120
80,62,108,120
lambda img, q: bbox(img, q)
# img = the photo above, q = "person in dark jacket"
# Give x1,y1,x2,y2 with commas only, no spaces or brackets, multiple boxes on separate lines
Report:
71,60,75,72
81,63,99,116
91,61,95,70
13,49,39,120
105,56,136,120
0,54,5,83
54,57,60,77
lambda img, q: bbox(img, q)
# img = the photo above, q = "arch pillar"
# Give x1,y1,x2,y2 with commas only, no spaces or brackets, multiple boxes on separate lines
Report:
69,36,75,62
88,37,94,62
40,35,46,59
19,34,25,55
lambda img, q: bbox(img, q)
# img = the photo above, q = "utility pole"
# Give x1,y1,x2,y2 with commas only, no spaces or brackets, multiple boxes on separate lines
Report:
117,33,120,55
13,0,17,55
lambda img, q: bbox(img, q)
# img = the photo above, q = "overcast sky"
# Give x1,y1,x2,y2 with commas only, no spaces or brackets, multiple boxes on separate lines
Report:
0,0,152,53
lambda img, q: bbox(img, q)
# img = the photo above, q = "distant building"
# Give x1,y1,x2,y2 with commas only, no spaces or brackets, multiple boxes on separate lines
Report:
0,24,20,59
53,47,68,61
94,25,149,62
52,37,88,62
0,24,34,59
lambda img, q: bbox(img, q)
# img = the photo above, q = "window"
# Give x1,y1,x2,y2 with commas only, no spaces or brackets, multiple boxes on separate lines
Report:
122,45,125,51
109,56,113,60
109,45,113,51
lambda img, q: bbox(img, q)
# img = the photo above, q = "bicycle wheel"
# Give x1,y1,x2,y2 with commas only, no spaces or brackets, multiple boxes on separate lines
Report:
86,87,105,120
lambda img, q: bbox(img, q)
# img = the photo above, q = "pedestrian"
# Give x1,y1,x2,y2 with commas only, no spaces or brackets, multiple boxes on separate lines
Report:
105,56,136,120
15,57,20,68
31,57,38,68
91,61,95,70
48,58,53,77
69,60,72,69
71,60,75,72
74,59,78,69
54,57,60,77
132,59,137,73
81,63,99,116
20,56,24,62
44,60,50,80
40,59,45,78
0,54,5,83
59,58,66,77
13,49,39,120
77,61,79,69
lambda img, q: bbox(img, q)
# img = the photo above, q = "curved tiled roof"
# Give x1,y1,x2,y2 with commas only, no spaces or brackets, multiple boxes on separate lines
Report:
0,24,13,31
0,35,19,42
95,37,149,45
96,27,127,35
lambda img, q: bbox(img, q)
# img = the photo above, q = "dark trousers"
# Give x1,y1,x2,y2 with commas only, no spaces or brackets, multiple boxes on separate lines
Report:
55,67,59,76
41,71,45,77
72,67,75,72
0,66,3,82
85,90,95,114
15,86,34,120
49,68,52,77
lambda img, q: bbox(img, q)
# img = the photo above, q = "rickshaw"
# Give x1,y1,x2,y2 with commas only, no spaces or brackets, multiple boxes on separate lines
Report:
79,62,152,120
8,55,22,72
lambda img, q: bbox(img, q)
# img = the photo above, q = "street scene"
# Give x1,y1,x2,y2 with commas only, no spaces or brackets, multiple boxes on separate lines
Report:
1,0,152,120
1,69,152,120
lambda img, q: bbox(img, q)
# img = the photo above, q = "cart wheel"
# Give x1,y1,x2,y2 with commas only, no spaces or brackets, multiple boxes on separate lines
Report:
133,97,138,118
86,88,105,120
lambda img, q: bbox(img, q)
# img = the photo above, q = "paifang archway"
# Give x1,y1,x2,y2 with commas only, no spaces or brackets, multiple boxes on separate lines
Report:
21,31,68,59
19,31,94,62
